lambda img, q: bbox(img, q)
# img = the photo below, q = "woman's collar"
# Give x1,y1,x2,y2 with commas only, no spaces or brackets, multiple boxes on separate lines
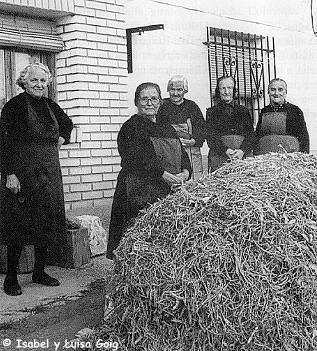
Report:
270,101,287,111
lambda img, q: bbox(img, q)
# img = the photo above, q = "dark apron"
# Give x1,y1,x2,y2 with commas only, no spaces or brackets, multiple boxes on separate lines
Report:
125,136,182,211
107,135,182,257
255,112,299,155
208,134,245,172
171,120,203,179
0,97,66,247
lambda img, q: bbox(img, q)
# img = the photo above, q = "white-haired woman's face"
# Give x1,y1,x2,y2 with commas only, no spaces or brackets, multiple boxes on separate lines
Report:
268,81,287,106
168,81,185,105
24,67,49,99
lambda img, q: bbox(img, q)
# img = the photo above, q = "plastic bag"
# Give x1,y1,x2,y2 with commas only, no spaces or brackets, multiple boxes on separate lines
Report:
76,215,107,256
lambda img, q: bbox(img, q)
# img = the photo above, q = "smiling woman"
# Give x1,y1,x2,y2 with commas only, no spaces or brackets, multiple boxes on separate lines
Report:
255,78,310,155
106,82,192,259
0,62,73,296
157,75,206,180
17,63,52,99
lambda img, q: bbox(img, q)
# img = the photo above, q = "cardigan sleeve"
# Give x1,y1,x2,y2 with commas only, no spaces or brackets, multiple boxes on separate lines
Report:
0,100,18,176
289,105,310,153
190,101,206,148
48,100,73,144
156,101,169,125
206,107,228,157
118,120,166,178
239,107,256,155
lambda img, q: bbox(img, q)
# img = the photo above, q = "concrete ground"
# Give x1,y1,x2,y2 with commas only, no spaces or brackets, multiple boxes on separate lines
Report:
0,203,114,351
0,255,114,350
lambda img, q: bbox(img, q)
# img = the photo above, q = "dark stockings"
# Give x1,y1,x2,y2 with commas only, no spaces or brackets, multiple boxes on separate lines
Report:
33,245,48,274
6,245,23,275
6,244,48,275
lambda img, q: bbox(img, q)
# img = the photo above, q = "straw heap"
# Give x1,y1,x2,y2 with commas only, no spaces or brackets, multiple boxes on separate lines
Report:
92,152,317,351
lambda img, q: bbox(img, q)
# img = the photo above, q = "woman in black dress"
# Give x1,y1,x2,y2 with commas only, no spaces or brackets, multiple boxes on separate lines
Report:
255,78,309,155
157,75,205,180
0,62,73,296
106,82,192,259
206,75,256,172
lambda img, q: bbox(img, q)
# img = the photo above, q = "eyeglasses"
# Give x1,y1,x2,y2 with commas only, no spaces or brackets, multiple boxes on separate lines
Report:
139,97,160,106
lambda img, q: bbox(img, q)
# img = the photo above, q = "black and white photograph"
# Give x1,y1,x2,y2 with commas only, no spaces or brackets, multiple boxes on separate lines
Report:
0,0,317,350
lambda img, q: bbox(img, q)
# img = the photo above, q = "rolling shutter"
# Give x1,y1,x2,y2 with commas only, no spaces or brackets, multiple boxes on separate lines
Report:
0,13,63,52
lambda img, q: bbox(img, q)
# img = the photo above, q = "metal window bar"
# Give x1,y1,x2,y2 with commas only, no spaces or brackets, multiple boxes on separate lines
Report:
260,35,266,107
204,27,276,125
234,31,240,105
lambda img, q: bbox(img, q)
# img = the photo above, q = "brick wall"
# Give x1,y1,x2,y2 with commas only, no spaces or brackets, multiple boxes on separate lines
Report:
56,0,128,211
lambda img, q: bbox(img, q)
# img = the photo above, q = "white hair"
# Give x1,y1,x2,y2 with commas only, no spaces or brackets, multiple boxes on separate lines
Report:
16,62,52,89
167,75,188,93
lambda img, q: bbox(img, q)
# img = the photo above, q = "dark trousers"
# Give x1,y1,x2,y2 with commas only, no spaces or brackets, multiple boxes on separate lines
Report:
6,245,47,275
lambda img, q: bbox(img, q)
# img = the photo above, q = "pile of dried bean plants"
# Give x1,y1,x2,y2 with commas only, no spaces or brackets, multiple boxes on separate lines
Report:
93,152,317,351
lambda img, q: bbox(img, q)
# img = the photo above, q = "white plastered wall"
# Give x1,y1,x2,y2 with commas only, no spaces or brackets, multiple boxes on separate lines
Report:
126,0,317,153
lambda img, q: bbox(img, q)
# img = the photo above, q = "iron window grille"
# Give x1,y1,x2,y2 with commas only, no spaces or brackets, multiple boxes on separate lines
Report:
205,27,276,125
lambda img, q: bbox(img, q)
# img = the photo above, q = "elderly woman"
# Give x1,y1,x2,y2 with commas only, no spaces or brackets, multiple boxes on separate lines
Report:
0,62,73,296
106,82,192,259
157,75,205,179
255,78,309,154
206,75,256,172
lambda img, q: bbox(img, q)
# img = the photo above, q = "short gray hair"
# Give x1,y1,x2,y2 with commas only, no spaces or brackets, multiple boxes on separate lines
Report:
268,78,287,93
16,62,52,89
167,75,188,93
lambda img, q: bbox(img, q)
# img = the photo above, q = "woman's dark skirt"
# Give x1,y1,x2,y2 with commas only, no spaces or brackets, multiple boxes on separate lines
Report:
0,142,66,247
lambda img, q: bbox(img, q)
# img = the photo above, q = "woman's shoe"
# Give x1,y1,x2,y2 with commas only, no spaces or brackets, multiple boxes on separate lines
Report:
3,274,22,296
32,271,60,286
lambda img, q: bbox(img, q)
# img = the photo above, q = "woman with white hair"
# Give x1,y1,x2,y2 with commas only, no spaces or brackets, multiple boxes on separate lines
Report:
0,62,73,296
157,75,205,179
255,78,309,154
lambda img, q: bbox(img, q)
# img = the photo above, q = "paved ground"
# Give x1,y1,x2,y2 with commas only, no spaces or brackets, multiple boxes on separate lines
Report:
0,255,112,340
0,255,114,350
0,203,114,350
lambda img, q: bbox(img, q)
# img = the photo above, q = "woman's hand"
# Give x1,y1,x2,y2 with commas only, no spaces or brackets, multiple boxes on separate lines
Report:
230,149,244,160
225,148,235,158
6,174,21,194
57,136,65,150
175,169,190,182
180,138,195,147
162,171,183,186
226,148,244,160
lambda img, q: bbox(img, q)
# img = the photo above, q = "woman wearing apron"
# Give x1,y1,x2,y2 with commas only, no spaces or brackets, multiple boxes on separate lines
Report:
255,78,309,155
106,82,192,260
0,62,73,295
157,75,205,180
206,75,256,172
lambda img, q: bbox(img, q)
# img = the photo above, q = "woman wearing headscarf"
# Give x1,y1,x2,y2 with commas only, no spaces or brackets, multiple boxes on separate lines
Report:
255,78,309,154
206,75,256,172
0,62,73,296
157,75,205,180
106,82,192,259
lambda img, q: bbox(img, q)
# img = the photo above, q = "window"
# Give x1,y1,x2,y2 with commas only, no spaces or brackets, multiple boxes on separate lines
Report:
205,27,276,125
0,47,55,111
